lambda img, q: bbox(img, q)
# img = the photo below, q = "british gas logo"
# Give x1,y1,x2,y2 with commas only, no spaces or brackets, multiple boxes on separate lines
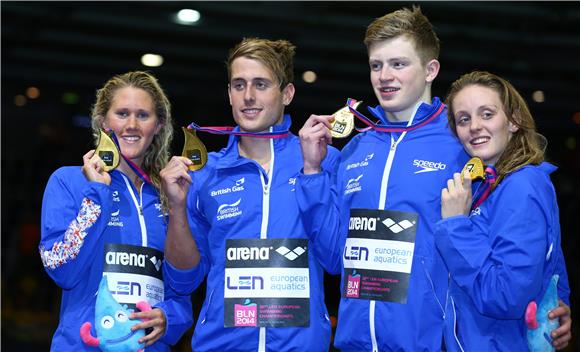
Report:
211,178,246,197
346,153,374,170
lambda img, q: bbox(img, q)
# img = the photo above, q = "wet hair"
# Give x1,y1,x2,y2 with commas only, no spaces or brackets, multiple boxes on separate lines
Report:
364,6,440,65
446,70,544,185
226,37,295,89
90,71,173,204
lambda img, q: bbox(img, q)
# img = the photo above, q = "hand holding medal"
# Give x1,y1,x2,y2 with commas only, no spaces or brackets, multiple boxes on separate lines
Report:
94,129,121,171
330,99,362,138
461,157,485,183
181,127,208,171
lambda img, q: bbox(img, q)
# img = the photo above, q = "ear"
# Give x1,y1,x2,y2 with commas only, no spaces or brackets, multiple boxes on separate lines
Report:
100,116,108,130
281,83,295,106
508,120,519,133
227,84,233,106
425,59,440,83
154,122,163,135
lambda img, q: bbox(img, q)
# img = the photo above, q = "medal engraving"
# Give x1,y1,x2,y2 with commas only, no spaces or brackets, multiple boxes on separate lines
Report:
462,157,485,182
182,127,208,171
95,129,120,171
331,99,362,138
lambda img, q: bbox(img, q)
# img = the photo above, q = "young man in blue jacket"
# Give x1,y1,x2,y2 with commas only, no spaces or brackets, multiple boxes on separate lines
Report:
297,6,572,351
160,37,340,351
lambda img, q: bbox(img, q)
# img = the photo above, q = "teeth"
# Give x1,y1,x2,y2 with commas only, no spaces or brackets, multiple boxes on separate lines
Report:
471,137,489,144
123,136,140,141
380,87,398,92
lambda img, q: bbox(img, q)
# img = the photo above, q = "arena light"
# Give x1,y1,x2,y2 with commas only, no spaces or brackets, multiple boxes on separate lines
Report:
141,53,164,67
302,70,317,83
175,9,201,25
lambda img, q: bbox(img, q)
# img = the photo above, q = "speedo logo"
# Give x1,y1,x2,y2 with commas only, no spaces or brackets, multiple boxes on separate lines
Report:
227,246,270,261
346,153,374,170
217,199,243,221
211,178,246,197
275,246,306,261
413,159,447,174
344,174,363,195
105,251,146,268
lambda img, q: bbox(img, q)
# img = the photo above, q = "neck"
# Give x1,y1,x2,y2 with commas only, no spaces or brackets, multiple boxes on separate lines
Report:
384,91,431,123
118,159,141,188
238,137,272,169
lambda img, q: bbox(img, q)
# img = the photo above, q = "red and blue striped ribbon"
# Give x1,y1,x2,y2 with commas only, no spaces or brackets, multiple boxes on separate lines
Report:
471,165,497,210
347,100,445,133
186,122,288,139
108,131,153,185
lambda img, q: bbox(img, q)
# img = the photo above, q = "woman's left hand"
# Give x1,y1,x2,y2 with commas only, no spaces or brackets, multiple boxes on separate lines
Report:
549,299,572,350
130,307,167,347
441,170,472,219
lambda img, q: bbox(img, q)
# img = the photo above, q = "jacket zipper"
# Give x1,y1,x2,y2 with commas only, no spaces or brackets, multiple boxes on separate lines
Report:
122,174,147,246
257,136,275,352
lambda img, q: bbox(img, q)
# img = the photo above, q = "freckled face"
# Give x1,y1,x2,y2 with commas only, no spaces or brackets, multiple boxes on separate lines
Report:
452,85,518,165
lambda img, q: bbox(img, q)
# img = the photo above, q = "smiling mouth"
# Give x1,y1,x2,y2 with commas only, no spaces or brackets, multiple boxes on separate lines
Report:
105,330,137,344
470,136,490,145
379,87,399,93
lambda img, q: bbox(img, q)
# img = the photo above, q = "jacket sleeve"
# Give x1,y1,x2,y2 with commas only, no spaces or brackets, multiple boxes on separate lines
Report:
39,168,112,290
434,179,550,319
163,179,211,295
296,149,346,275
155,283,194,345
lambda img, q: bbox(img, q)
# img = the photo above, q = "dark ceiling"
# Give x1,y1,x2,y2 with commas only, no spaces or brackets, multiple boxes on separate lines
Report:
2,1,580,151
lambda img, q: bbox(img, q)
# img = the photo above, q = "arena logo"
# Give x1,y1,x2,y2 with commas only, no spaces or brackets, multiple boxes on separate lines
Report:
105,251,146,268
227,246,270,261
349,216,377,231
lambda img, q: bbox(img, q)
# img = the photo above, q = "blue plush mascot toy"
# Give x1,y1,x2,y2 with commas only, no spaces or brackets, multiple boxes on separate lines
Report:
525,274,559,352
80,275,151,352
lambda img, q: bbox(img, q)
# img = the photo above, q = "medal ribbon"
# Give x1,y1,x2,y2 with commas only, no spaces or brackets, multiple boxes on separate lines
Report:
108,131,153,185
348,100,446,133
186,122,289,139
471,165,497,210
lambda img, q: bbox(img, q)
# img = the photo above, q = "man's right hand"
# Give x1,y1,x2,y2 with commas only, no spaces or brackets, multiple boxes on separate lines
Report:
160,156,193,210
299,114,334,175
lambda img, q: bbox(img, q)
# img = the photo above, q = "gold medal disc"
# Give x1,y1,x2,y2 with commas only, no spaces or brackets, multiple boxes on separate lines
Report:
181,127,208,171
95,129,120,171
461,157,485,182
330,100,362,138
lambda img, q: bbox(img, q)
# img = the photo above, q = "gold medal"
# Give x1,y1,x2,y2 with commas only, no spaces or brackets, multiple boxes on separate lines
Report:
330,99,362,138
95,129,120,171
461,157,485,182
181,127,208,171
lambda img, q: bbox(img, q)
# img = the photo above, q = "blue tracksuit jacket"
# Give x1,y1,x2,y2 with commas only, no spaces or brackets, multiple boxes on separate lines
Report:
40,167,193,351
435,162,570,351
164,115,340,352
296,98,470,351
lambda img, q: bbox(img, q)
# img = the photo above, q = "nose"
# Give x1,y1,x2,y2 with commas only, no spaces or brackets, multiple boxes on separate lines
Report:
126,114,139,129
243,85,255,104
379,67,394,82
469,117,482,132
